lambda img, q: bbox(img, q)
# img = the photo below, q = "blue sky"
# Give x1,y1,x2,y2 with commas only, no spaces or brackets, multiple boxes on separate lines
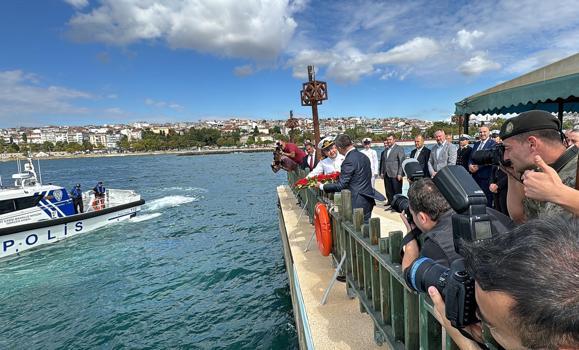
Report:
1,0,578,127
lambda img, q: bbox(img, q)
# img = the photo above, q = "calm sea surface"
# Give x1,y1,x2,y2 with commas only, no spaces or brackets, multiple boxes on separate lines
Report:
0,153,297,350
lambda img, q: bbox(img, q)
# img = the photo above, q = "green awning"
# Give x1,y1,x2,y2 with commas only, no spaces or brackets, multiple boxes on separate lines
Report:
455,53,579,115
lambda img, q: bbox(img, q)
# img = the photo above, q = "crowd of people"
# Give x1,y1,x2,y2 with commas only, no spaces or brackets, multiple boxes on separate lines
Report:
275,109,578,350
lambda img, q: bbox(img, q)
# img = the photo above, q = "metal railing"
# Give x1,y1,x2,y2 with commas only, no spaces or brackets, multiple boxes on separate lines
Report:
286,168,459,349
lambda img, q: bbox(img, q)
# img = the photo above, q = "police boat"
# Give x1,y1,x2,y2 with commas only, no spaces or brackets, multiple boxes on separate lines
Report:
0,158,145,259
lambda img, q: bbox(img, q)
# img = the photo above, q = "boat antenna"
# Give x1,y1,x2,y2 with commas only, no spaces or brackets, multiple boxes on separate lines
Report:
37,158,43,185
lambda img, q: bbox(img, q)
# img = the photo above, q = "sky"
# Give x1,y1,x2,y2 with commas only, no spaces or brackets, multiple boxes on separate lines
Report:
1,0,578,128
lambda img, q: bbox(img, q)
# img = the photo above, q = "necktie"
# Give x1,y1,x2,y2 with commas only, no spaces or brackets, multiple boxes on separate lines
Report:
309,155,314,169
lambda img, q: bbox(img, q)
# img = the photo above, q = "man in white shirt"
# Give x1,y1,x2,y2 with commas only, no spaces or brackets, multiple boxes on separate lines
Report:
307,136,345,178
360,138,379,188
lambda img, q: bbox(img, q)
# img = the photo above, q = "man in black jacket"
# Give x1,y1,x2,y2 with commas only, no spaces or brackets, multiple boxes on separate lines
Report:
301,142,319,171
456,136,472,171
409,135,431,177
317,134,376,222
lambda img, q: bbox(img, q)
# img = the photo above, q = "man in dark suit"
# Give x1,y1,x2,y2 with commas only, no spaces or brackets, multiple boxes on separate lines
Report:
456,136,472,171
409,135,431,178
301,142,319,171
379,134,406,207
318,134,376,222
468,126,496,206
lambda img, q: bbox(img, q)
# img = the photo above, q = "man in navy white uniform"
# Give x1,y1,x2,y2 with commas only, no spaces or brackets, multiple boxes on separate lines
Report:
360,138,379,188
307,137,345,178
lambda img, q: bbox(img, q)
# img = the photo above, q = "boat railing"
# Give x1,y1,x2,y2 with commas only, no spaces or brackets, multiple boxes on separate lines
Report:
286,168,487,350
81,189,139,212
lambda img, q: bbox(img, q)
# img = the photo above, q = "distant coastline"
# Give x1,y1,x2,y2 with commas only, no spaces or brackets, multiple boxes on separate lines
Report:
0,147,276,162
0,140,438,162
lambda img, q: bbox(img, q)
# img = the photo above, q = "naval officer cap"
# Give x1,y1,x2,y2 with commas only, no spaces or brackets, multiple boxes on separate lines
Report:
318,136,335,150
362,137,372,144
500,110,561,141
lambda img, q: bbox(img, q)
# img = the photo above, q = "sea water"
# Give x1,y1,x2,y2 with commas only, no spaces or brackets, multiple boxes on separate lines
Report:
0,153,297,349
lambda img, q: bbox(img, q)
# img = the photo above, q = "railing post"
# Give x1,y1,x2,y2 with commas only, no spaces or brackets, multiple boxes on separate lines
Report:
342,190,352,223
353,208,364,232
370,218,379,245
389,230,403,265
404,290,419,350
389,231,404,342
419,295,442,350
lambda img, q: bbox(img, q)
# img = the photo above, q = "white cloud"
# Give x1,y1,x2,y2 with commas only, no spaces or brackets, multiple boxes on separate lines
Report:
454,29,484,50
372,37,439,64
63,0,88,9
289,37,439,83
0,70,91,122
144,98,183,111
458,54,501,76
66,0,301,60
105,107,124,114
234,65,255,77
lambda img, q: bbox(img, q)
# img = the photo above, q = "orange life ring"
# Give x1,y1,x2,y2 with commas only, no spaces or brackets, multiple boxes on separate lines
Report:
314,203,332,256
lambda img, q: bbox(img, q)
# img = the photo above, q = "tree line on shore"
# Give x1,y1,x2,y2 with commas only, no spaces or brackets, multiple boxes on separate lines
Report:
5,117,568,155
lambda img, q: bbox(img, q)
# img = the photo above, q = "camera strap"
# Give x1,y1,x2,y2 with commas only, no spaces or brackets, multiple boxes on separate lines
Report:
576,153,579,190
550,146,578,173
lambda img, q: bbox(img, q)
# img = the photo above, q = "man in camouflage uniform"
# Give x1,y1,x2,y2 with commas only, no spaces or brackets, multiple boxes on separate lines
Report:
500,110,577,223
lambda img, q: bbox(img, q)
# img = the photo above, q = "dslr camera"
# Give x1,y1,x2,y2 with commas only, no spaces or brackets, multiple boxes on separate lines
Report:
470,143,511,167
404,165,496,328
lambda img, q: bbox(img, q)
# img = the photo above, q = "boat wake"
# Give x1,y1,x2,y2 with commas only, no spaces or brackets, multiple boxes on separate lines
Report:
160,186,208,193
130,212,162,223
145,195,198,211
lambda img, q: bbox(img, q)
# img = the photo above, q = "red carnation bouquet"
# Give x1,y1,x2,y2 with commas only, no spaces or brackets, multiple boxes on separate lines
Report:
294,172,340,189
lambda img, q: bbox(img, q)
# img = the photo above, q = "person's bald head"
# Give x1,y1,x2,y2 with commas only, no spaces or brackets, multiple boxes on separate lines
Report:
414,135,424,148
567,128,579,148
479,126,490,141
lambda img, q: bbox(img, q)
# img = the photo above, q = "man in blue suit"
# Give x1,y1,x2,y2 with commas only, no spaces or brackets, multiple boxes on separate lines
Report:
468,126,496,206
317,134,377,222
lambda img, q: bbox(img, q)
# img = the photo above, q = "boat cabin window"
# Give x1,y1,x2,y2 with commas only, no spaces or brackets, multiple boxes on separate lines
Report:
0,195,44,215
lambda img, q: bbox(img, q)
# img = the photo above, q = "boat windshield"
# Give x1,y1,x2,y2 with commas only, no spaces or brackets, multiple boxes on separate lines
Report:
0,194,44,215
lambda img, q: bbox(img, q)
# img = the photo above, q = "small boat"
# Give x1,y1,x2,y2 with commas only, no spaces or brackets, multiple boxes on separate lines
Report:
0,158,145,259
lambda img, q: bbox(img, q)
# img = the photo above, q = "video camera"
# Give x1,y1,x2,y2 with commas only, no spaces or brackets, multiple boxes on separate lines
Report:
404,165,497,328
470,144,511,167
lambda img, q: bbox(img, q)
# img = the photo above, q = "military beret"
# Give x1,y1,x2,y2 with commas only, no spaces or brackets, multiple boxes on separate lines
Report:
500,110,561,140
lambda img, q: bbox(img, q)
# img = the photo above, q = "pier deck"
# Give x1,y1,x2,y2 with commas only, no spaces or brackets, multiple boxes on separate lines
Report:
278,179,403,349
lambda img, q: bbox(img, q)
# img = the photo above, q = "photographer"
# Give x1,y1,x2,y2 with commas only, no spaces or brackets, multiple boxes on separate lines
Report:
400,178,460,272
499,110,577,223
272,138,306,173
429,217,579,350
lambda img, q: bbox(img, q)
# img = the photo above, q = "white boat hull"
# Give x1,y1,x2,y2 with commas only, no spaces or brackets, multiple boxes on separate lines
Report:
0,202,143,259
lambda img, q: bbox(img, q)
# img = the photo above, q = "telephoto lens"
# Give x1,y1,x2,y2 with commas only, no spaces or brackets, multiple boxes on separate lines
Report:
391,194,409,213
405,257,450,294
405,257,479,328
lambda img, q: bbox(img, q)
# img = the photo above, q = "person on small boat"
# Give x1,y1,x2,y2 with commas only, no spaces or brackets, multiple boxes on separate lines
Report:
70,183,84,214
93,181,106,210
